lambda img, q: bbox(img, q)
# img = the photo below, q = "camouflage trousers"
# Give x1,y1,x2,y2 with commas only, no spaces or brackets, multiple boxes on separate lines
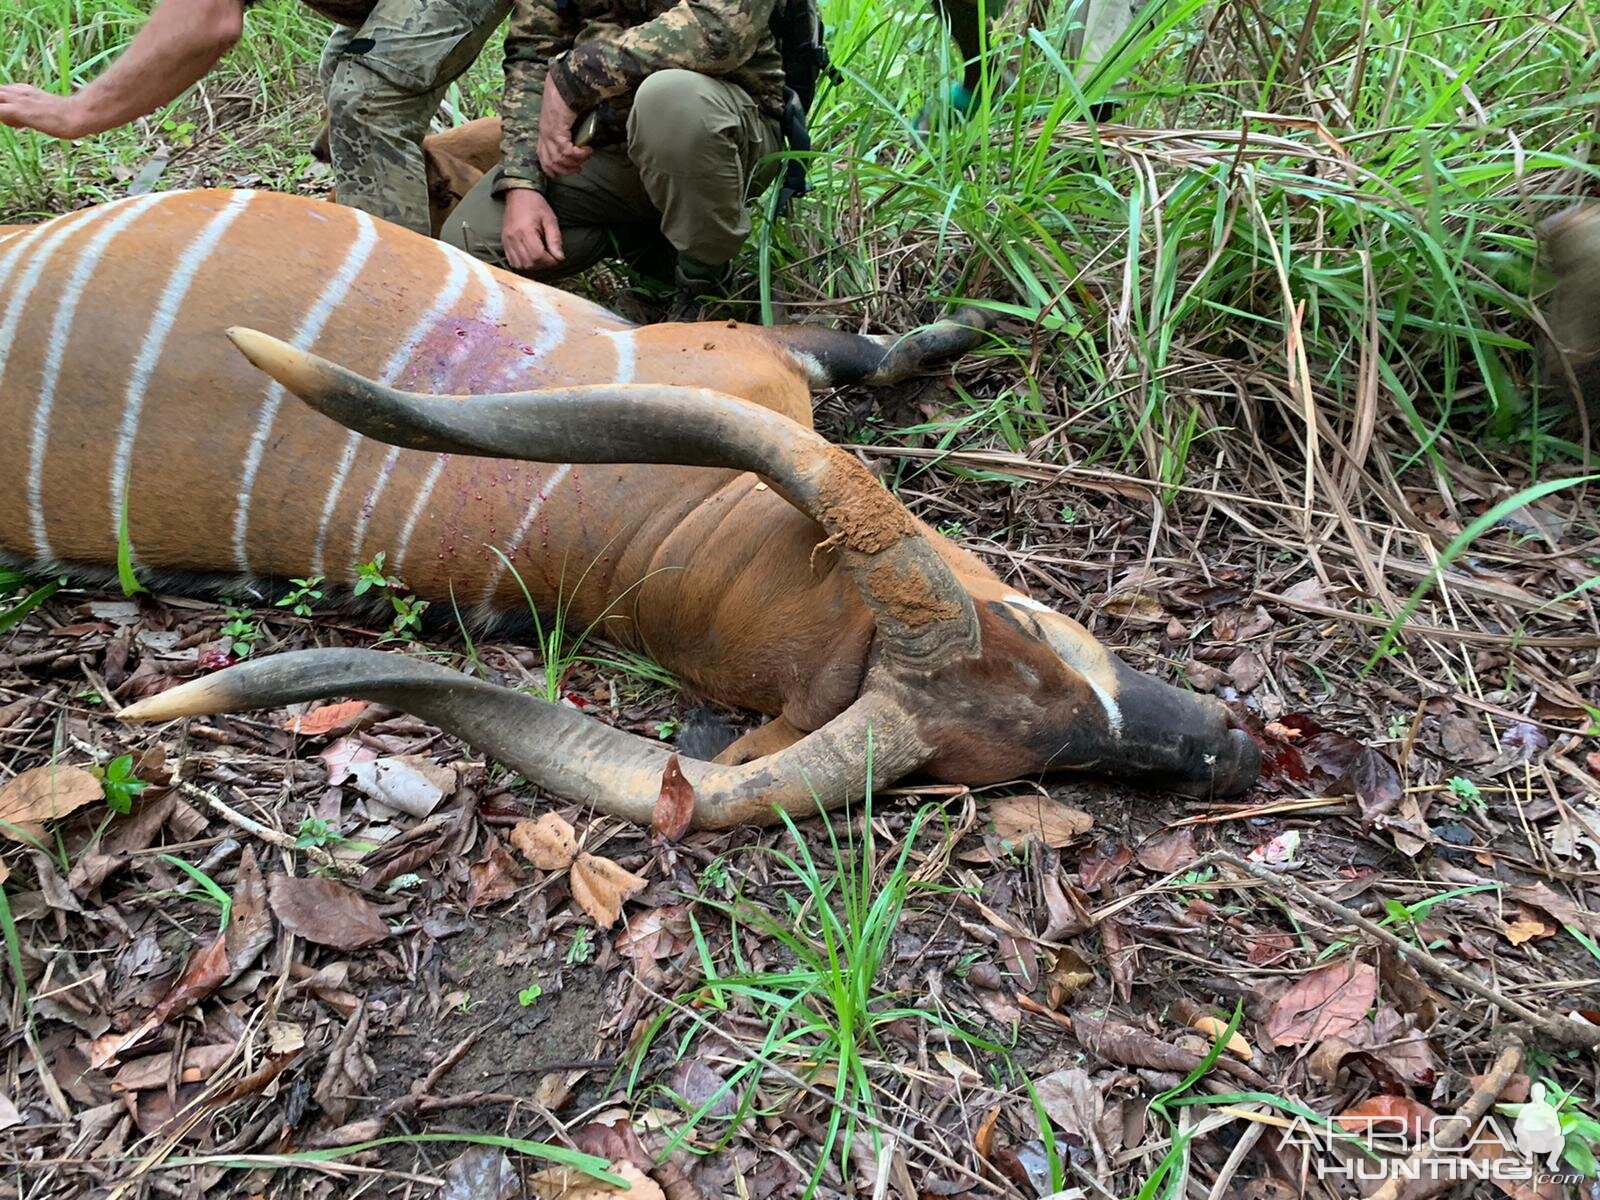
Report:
443,71,782,281
321,0,511,235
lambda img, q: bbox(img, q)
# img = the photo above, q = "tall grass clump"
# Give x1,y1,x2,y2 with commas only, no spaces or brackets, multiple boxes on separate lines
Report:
770,0,1598,486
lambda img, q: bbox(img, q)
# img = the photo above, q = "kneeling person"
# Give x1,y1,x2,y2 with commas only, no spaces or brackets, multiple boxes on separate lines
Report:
444,0,784,315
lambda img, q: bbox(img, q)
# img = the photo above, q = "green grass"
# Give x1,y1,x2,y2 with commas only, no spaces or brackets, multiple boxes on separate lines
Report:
627,771,1015,1192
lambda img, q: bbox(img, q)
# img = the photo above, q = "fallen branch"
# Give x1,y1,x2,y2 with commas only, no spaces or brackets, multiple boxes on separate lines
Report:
1214,852,1600,1050
1369,1039,1524,1200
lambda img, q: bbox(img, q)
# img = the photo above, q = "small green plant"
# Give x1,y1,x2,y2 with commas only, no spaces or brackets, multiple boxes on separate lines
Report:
566,928,593,965
1057,505,1077,524
277,575,325,617
354,552,400,596
221,604,261,657
92,755,147,815
356,554,429,640
697,858,730,891
295,815,346,850
936,519,966,538
159,854,232,931
518,983,544,1007
1447,776,1484,810
655,719,680,740
388,593,429,639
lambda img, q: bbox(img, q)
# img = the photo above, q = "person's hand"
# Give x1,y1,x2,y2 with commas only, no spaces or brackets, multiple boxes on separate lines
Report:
537,76,592,177
0,85,92,138
502,188,564,271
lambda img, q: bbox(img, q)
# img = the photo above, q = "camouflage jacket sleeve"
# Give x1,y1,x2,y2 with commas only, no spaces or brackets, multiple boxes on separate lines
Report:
498,0,575,192
549,0,777,112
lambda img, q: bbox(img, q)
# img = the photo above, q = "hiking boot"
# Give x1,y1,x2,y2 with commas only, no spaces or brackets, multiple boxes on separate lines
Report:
667,255,729,323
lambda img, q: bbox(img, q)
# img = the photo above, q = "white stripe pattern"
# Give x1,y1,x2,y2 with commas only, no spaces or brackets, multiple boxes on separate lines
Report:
340,245,474,573
602,328,636,384
27,194,167,559
310,240,476,579
390,254,506,577
111,190,255,566
0,210,98,390
232,208,379,574
475,463,573,608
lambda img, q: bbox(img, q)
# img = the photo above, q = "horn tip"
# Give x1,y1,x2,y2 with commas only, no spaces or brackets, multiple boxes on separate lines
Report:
120,677,235,723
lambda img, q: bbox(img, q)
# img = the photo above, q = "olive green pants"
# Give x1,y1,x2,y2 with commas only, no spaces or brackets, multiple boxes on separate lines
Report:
443,69,782,281
321,0,512,236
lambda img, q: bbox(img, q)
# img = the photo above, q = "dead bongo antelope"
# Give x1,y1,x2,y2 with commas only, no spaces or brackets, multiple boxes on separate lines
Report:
0,188,1258,828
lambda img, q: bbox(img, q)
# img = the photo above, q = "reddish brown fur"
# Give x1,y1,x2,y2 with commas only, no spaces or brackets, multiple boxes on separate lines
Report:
0,189,997,739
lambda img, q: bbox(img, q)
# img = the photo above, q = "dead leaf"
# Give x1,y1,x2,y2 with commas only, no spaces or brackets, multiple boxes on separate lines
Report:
1044,945,1095,1008
321,736,377,786
1504,918,1553,946
510,813,580,870
570,854,646,928
975,1105,1002,1160
112,1043,236,1093
268,875,389,949
315,1005,374,1125
1267,960,1377,1047
1228,650,1267,693
0,1094,18,1133
990,795,1093,848
1136,827,1197,873
91,933,230,1068
1079,843,1133,891
347,755,455,818
440,1145,519,1200
1189,1015,1254,1061
285,700,370,737
1332,746,1403,821
1334,1094,1437,1141
225,847,273,977
1033,1067,1105,1145
467,831,523,909
652,754,695,841
526,1162,662,1200
0,765,103,843
1509,882,1600,934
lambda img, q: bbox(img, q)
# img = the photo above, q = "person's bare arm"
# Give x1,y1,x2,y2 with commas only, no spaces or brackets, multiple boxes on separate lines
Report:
0,0,245,140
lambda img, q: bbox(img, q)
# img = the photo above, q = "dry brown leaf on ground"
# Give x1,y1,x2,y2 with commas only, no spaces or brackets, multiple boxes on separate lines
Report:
467,830,524,909
0,765,102,843
1334,1094,1437,1141
347,754,456,818
321,735,378,785
1509,882,1599,934
1188,1015,1254,1061
526,1162,663,1200
652,753,695,841
571,853,647,928
1504,917,1554,945
268,875,389,949
989,795,1093,848
91,932,230,1068
112,1042,237,1093
284,700,370,737
1136,826,1198,872
1267,959,1378,1046
226,846,274,975
1033,1067,1106,1151
511,812,580,870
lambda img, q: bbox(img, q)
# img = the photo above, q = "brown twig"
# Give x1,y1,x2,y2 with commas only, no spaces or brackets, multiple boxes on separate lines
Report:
1214,852,1600,1049
1369,1040,1524,1200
